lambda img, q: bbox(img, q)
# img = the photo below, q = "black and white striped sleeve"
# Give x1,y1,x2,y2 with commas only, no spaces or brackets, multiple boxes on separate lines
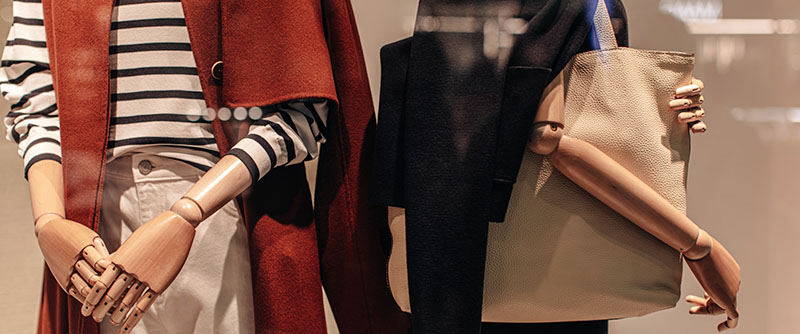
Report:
226,99,329,184
1,0,61,178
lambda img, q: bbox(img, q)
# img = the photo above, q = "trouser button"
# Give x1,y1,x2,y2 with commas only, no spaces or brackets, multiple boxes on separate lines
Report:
138,160,153,175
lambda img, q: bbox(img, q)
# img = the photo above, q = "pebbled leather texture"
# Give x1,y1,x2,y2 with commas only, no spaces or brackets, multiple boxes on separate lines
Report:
387,48,695,323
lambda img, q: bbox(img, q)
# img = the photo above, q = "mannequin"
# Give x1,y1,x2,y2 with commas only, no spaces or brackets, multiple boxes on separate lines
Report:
6,0,409,333
373,0,736,333
372,1,634,332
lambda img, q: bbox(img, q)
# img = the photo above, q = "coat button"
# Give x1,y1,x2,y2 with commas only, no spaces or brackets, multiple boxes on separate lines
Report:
211,61,223,80
138,160,153,175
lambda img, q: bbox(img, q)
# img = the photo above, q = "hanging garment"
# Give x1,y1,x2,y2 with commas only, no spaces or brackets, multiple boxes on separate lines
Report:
386,0,692,323
373,0,628,332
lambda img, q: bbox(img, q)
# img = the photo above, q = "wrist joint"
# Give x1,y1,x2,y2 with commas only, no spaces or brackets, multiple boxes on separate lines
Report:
34,212,64,236
683,229,713,261
170,197,204,228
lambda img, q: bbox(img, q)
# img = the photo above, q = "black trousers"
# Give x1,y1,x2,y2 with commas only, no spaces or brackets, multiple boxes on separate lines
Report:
482,320,609,334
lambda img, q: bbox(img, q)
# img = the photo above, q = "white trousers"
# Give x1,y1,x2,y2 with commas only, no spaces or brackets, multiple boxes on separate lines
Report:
98,154,255,334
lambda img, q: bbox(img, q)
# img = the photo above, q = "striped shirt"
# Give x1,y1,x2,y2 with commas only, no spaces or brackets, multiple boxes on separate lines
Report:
2,0,328,181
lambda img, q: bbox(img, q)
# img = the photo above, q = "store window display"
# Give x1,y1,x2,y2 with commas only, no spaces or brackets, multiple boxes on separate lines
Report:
2,0,408,333
373,0,738,333
3,0,799,333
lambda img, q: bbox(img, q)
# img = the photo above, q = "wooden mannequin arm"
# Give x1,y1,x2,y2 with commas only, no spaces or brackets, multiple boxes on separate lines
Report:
170,155,250,227
528,72,711,258
531,126,706,257
28,159,66,232
532,128,739,330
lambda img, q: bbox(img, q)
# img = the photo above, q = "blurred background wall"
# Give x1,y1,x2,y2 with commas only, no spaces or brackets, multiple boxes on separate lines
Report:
1,0,797,333
0,2,44,333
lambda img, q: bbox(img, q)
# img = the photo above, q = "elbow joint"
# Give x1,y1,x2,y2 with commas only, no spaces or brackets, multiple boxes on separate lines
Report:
528,123,563,155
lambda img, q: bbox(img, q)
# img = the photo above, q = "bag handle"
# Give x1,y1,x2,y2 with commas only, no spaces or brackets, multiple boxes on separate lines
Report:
593,0,618,49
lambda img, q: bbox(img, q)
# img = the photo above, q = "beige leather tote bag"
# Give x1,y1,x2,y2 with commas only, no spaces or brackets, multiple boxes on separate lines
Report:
387,0,695,322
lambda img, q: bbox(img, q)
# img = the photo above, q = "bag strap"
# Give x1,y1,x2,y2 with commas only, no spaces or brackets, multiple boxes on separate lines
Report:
593,0,618,49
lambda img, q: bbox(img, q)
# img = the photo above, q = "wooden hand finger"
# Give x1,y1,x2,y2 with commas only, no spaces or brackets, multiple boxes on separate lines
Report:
120,290,158,334
689,303,725,315
93,237,109,257
678,107,705,123
83,263,120,316
676,83,702,98
110,281,145,325
70,273,91,296
68,287,86,303
91,295,116,323
74,260,100,285
725,307,739,323
678,112,696,123
709,297,739,331
685,295,709,307
82,246,107,271
694,107,706,120
93,238,111,269
718,317,738,332
718,320,730,332
689,305,705,314
670,95,704,110
723,315,739,330
691,121,707,134
92,273,132,322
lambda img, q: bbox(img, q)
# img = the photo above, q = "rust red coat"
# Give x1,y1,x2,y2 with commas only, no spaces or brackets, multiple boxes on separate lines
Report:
37,1,409,333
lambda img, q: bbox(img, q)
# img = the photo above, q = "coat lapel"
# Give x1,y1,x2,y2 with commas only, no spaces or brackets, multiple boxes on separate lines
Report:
44,0,114,231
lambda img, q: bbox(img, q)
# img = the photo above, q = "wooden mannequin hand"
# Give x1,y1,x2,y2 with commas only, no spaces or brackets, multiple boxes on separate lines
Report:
81,211,195,333
35,216,110,303
685,236,741,332
28,160,110,304
671,77,707,133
